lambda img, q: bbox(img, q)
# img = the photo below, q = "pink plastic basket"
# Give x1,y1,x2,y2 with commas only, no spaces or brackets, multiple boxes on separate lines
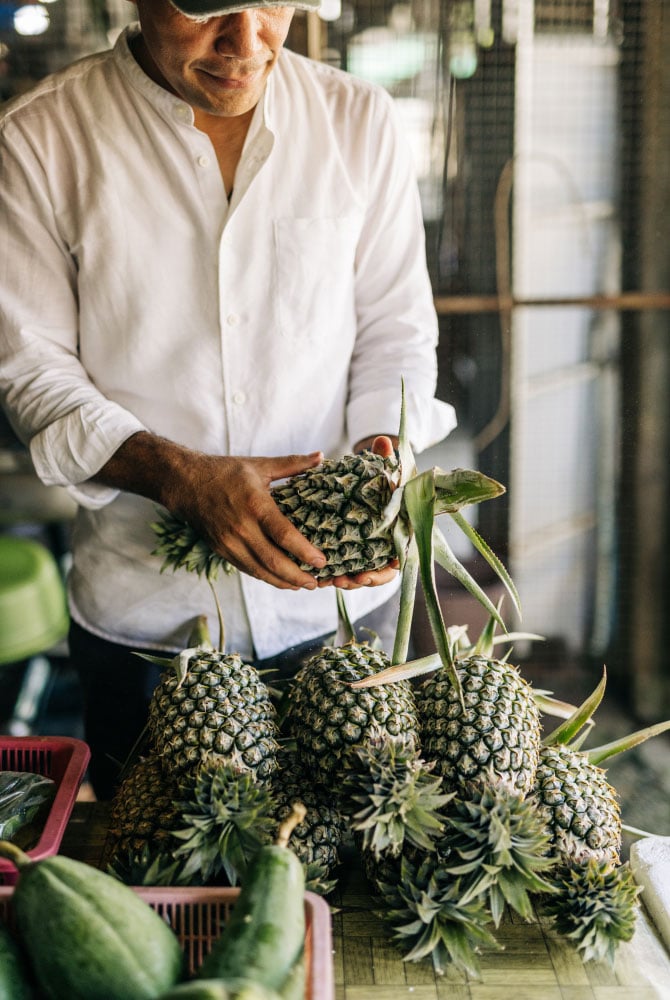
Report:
0,885,334,1000
0,736,90,885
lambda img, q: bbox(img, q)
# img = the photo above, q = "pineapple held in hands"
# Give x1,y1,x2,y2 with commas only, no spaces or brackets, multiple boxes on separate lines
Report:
152,382,517,688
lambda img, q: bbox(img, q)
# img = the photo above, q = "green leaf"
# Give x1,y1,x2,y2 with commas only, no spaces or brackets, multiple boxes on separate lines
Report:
335,589,356,646
432,527,506,631
587,718,670,766
349,652,442,689
449,510,521,617
542,668,607,747
393,536,419,665
397,377,418,487
432,468,505,513
402,470,462,703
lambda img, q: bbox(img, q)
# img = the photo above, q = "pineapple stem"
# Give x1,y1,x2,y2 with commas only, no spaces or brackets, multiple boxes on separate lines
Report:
276,802,307,848
207,580,225,652
188,614,213,648
335,589,356,645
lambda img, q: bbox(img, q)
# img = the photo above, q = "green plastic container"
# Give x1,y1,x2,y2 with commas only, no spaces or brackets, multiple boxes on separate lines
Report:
0,536,69,665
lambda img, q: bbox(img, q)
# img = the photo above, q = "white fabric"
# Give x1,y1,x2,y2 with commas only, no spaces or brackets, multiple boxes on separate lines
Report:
0,25,456,658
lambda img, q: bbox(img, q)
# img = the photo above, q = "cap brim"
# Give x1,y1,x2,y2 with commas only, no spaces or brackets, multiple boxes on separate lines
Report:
170,0,320,16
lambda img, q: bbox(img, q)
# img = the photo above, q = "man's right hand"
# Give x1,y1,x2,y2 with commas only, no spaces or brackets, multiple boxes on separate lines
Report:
93,432,327,589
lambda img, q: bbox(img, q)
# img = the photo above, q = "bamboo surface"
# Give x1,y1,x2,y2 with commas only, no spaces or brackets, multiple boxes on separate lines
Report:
60,803,670,1000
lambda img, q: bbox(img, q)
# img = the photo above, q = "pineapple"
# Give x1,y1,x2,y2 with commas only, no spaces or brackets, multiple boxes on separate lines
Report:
533,743,622,866
270,747,348,895
532,668,670,867
283,640,420,786
153,452,501,585
101,753,182,869
152,383,517,691
352,645,542,798
374,851,500,978
146,642,280,780
415,654,542,796
440,779,556,927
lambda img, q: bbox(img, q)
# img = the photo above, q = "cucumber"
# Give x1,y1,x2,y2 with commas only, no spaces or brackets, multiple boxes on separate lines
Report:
156,978,281,1000
198,805,306,993
0,920,33,1000
0,840,184,1000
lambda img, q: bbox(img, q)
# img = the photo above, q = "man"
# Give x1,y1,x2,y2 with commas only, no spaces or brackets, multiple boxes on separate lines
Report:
0,0,455,796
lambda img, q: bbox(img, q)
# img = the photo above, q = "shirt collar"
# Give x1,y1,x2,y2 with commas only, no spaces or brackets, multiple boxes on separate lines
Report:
114,21,278,141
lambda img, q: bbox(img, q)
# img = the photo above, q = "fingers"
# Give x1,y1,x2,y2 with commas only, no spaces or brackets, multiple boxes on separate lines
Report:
323,560,400,590
207,504,325,590
266,450,323,484
370,435,397,459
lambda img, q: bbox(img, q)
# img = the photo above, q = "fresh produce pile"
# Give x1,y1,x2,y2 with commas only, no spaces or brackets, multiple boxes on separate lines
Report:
112,391,670,981
3,390,668,993
0,803,307,1000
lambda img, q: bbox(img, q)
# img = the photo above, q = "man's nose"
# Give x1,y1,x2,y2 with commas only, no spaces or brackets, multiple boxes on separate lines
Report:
215,11,264,58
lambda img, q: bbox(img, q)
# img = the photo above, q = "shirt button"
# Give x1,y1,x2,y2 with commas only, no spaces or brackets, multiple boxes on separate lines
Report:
197,154,210,168
232,391,247,405
226,313,239,326
173,104,190,121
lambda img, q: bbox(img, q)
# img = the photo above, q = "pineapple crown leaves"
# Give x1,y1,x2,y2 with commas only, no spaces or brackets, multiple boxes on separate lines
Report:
389,454,515,697
440,779,557,928
301,859,339,897
170,757,276,885
341,736,455,859
107,844,190,887
375,853,500,978
542,859,642,966
151,508,235,582
543,666,670,765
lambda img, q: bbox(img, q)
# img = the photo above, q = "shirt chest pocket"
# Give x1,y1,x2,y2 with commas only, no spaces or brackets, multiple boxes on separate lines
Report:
273,216,362,344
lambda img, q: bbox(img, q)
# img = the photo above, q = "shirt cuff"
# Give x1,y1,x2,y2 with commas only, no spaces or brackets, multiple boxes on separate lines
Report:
29,405,147,510
347,388,457,455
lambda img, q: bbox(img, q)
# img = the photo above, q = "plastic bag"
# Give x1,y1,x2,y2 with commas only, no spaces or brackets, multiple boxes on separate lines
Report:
0,771,56,847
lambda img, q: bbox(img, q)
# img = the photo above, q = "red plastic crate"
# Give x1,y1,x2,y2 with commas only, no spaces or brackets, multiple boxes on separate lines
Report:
0,885,334,1000
0,736,90,885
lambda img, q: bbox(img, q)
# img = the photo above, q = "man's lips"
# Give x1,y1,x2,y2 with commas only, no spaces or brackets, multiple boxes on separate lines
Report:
197,64,265,87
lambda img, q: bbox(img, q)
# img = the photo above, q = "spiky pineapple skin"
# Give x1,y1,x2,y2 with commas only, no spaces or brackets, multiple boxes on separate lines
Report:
415,655,541,795
147,650,280,779
271,451,401,578
533,743,621,865
270,748,347,877
102,754,182,867
285,642,420,784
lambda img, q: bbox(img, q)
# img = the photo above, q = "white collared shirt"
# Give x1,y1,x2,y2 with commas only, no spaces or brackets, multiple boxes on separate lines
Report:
0,25,456,658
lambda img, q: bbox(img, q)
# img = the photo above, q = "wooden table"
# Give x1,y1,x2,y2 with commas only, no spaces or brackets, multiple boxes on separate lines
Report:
61,803,670,1000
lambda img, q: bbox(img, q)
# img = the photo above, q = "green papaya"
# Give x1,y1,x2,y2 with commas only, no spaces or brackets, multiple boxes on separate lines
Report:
198,805,306,993
0,919,33,1000
0,840,184,1000
156,978,281,1000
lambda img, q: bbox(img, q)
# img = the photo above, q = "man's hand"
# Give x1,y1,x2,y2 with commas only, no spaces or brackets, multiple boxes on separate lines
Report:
95,430,401,592
322,433,400,591
94,432,327,590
